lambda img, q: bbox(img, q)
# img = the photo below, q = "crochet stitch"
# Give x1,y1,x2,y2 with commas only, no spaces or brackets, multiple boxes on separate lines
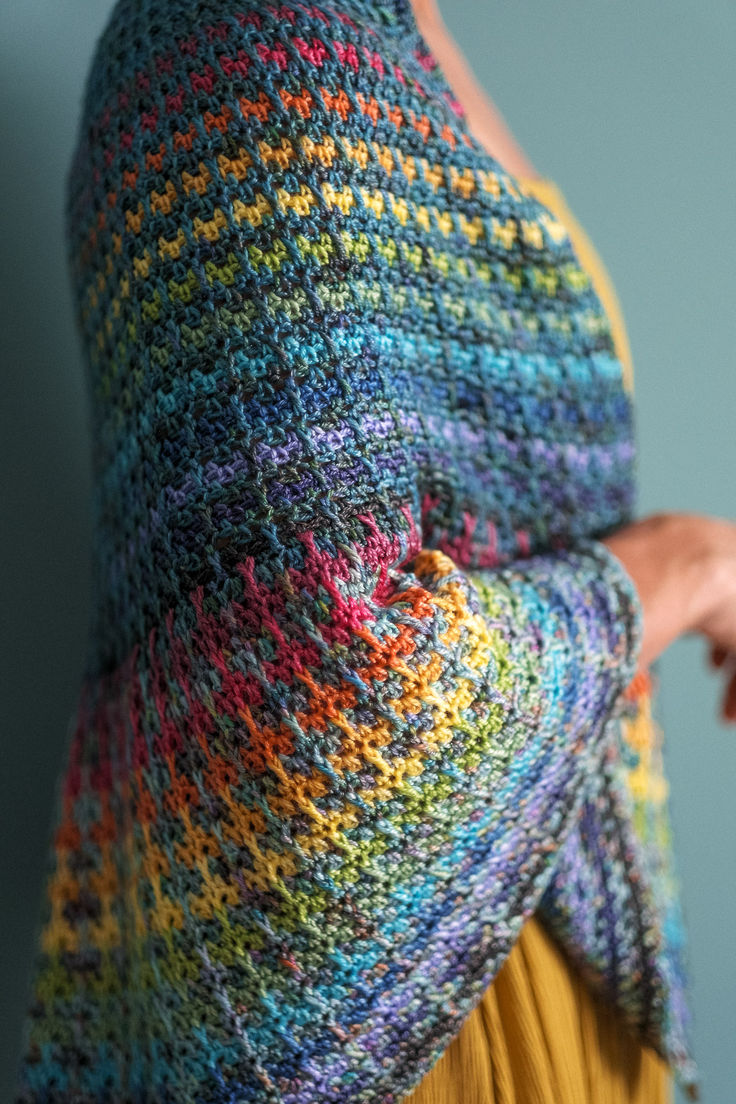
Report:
14,0,698,1099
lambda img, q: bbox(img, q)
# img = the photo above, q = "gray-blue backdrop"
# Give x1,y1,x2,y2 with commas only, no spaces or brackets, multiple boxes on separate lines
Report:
1,2,733,1101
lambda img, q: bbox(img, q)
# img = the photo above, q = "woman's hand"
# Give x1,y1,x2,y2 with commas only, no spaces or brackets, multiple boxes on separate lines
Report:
601,511,736,722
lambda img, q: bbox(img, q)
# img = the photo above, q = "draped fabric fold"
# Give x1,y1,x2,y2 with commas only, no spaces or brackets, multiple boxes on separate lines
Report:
14,0,697,1100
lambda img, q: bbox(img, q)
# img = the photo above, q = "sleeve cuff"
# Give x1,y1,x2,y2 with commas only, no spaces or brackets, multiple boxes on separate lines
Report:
576,536,645,688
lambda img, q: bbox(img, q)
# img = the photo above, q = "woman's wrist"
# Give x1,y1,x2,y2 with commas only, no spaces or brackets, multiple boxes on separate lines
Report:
666,512,719,635
677,511,736,636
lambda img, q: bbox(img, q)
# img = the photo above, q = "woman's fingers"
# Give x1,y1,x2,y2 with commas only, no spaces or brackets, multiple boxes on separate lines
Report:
706,645,736,720
703,643,736,721
722,668,736,722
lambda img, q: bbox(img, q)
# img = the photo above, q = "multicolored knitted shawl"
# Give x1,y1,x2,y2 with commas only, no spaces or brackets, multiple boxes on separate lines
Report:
14,0,698,1099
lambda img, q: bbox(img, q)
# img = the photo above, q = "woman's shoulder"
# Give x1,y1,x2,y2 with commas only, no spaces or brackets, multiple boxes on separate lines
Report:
83,0,401,86
74,0,425,166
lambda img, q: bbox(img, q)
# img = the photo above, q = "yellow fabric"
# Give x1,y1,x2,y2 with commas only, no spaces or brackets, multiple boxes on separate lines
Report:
403,178,673,1104
404,914,672,1104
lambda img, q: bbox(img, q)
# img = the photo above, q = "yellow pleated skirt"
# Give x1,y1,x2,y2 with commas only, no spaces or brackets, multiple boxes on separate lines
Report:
404,913,673,1104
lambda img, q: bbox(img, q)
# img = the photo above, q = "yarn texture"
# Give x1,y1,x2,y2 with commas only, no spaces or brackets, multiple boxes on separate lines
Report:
14,0,698,1100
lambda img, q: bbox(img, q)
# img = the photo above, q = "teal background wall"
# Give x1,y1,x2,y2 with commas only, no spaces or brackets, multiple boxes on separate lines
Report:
1,2,733,1100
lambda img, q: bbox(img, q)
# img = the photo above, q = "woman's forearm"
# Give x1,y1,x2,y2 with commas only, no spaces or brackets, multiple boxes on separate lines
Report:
601,511,717,673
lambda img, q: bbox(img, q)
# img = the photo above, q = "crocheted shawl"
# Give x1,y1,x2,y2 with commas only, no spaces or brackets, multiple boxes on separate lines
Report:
14,0,698,1099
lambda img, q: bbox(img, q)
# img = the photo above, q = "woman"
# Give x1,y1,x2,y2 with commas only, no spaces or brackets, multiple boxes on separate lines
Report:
396,2,724,1101
13,0,735,1101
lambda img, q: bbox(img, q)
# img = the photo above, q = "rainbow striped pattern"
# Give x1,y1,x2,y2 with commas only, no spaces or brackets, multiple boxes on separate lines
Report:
14,0,697,1100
